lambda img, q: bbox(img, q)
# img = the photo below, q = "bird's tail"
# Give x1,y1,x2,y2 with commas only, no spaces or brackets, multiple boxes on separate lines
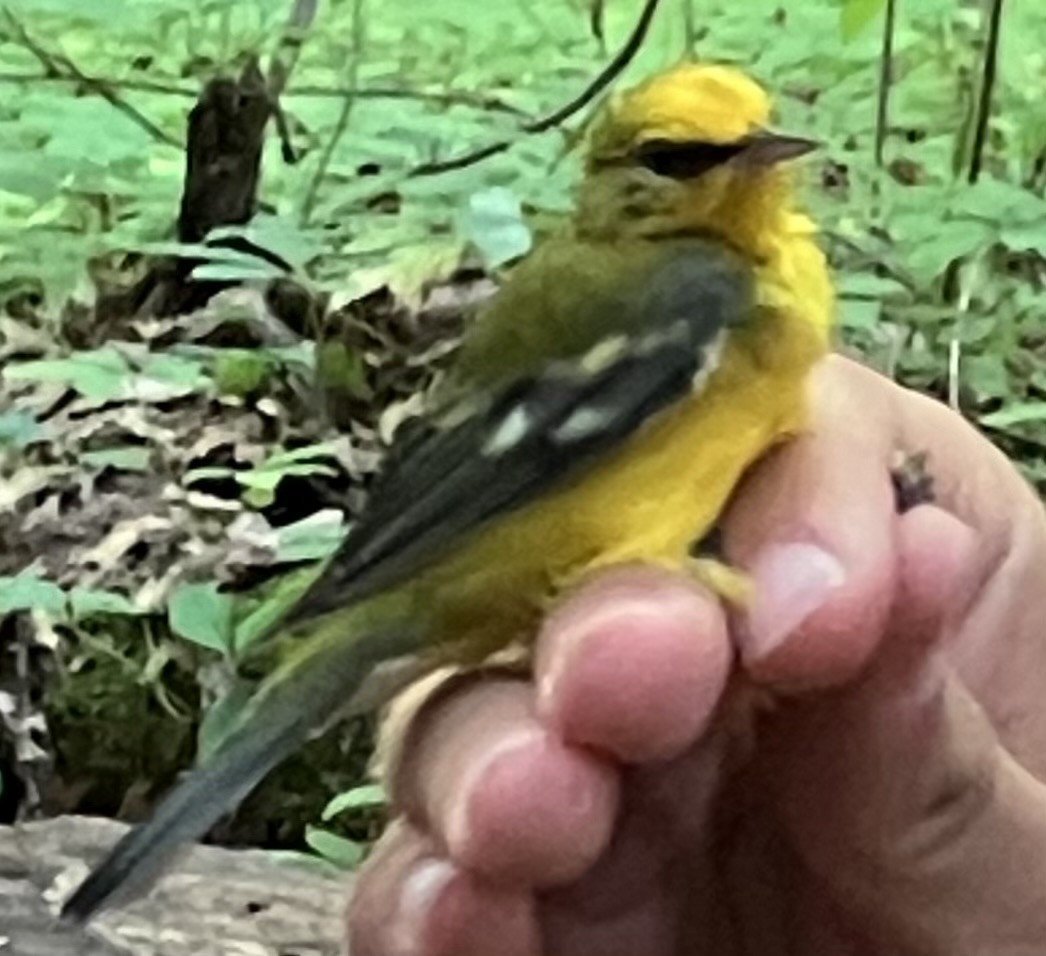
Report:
61,618,422,924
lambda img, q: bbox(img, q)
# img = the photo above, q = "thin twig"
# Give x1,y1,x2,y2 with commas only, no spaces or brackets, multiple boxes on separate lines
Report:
300,0,365,225
266,0,320,163
292,84,527,116
0,71,199,96
2,7,180,148
873,0,897,168
681,0,698,55
0,71,528,115
410,0,665,177
967,0,1005,184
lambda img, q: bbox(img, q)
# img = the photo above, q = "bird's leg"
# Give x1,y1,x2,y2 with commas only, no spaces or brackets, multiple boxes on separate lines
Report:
688,527,752,607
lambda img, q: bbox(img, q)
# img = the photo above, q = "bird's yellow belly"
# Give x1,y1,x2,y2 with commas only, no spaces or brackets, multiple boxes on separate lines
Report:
416,329,811,659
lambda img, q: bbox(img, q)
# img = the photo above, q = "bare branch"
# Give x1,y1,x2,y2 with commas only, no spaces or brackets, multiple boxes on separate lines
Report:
967,0,1005,184
410,0,665,177
0,71,527,115
1,7,181,149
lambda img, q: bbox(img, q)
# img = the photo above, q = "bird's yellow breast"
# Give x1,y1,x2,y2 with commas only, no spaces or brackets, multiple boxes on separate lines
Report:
410,240,831,660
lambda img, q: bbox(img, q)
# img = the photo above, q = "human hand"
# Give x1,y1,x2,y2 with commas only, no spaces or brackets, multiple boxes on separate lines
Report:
346,355,1046,956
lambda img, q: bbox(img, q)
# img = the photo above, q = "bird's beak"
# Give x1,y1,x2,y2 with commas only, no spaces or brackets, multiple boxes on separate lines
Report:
736,132,819,166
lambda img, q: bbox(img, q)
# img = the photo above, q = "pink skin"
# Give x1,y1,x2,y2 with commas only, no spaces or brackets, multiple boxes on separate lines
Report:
346,356,1046,956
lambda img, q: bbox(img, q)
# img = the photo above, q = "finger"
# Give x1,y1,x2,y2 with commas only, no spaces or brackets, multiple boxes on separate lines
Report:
892,376,1046,773
537,727,735,955
762,509,1046,952
347,821,540,956
726,356,900,685
535,565,732,763
762,505,979,848
393,679,619,887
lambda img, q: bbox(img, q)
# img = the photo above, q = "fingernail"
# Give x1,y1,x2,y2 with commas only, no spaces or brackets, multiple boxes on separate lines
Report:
390,858,455,955
743,543,846,661
444,728,544,862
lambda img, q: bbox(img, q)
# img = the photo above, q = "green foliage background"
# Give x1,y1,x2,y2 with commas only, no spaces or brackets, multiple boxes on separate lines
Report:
1,0,1044,860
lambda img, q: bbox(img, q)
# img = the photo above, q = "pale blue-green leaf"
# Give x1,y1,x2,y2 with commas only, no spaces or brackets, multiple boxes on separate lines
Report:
839,297,882,330
275,510,346,563
208,215,324,272
999,222,1046,255
834,273,909,299
0,410,43,448
138,354,211,395
3,349,132,402
957,178,1046,224
267,850,342,876
264,443,340,467
182,467,237,486
0,574,66,615
168,582,235,653
237,462,339,493
462,187,533,269
304,827,365,869
69,587,144,619
192,260,287,283
322,784,387,821
980,402,1046,429
903,222,995,283
962,353,1011,401
80,447,151,471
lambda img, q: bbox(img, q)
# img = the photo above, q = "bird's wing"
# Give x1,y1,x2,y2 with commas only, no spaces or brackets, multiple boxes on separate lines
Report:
283,243,754,626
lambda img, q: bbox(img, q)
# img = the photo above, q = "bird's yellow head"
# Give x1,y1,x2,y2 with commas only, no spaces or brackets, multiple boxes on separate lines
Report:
576,63,817,253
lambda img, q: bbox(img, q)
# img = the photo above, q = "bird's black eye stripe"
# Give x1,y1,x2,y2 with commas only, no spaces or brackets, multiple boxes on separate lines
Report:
634,139,746,179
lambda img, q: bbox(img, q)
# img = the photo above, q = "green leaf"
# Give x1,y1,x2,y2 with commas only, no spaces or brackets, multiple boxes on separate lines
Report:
322,784,387,821
839,297,882,330
903,222,995,283
137,354,211,398
80,447,151,472
213,351,272,397
192,260,288,283
317,342,370,398
980,402,1046,429
266,850,343,875
840,0,886,41
275,510,346,563
68,587,143,619
835,273,908,299
462,187,533,269
0,573,66,615
209,215,324,272
0,410,43,448
999,222,1046,255
4,349,132,402
304,827,365,869
237,444,340,508
168,582,235,653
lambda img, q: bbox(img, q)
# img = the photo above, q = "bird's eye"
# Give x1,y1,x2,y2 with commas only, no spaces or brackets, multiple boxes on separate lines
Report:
633,139,745,179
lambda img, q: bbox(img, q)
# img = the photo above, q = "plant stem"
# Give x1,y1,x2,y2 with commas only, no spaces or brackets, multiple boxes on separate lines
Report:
299,0,365,226
967,0,1005,184
874,0,897,168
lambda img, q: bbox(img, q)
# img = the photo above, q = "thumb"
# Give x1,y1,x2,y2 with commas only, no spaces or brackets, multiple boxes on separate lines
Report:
723,357,901,686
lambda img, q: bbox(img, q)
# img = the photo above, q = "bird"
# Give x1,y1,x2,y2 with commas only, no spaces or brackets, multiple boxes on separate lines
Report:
61,61,833,923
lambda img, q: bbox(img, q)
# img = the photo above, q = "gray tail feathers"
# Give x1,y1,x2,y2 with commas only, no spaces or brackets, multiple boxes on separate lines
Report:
61,623,421,924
